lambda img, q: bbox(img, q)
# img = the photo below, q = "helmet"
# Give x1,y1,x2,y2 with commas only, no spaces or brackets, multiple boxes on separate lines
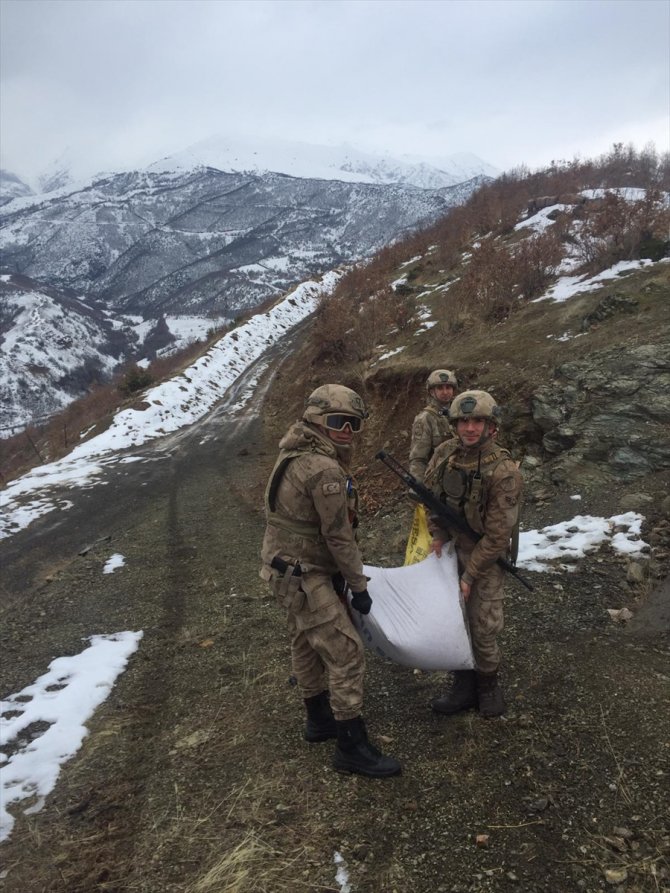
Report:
449,389,501,423
426,369,458,391
303,384,368,431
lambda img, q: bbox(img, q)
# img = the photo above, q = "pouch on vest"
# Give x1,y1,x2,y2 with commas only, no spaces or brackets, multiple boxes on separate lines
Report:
273,566,305,610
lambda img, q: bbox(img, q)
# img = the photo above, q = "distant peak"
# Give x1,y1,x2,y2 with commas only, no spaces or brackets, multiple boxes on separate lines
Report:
148,133,499,189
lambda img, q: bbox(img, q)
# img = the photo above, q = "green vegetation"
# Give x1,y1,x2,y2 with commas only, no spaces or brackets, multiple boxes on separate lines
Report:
117,363,154,397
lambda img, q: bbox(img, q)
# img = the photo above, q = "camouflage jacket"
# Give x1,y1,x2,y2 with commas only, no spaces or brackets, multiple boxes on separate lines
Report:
260,421,368,592
409,397,454,482
425,437,523,586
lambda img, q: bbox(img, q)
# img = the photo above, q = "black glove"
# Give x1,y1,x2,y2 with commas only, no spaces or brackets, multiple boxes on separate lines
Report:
351,589,372,615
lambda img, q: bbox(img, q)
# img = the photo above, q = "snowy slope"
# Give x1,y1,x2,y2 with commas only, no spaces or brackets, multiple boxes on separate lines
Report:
0,275,126,431
149,134,499,188
0,170,34,207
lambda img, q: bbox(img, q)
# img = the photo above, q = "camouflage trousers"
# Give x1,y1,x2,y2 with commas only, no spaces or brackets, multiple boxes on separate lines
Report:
271,570,365,721
457,548,505,674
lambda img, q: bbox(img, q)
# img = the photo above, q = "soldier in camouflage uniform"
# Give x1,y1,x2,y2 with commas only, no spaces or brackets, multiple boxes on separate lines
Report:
425,390,523,718
409,369,458,482
260,384,401,778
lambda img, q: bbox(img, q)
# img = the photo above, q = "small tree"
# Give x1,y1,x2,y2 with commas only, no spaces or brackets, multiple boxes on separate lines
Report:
118,363,153,397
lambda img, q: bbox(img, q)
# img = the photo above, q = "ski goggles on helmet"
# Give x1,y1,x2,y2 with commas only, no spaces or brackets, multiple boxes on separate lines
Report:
323,413,364,432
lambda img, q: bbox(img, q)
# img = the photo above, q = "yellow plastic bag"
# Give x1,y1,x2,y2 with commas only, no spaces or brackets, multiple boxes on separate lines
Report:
404,503,432,565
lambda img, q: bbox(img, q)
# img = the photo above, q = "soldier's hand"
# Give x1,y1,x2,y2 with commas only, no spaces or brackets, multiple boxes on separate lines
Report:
431,537,447,558
351,589,372,615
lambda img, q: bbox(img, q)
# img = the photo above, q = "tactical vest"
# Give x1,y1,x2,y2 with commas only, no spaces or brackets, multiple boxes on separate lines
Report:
433,444,521,562
264,449,358,540
425,404,453,439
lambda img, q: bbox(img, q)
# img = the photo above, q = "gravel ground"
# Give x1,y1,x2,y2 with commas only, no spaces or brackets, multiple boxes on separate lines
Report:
1,371,668,893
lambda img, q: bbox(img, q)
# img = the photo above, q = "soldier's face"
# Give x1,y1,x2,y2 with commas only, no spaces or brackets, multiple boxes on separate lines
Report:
431,384,455,404
321,423,355,445
456,417,492,446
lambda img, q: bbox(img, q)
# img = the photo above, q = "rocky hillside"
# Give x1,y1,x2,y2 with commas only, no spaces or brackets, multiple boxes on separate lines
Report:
259,150,670,551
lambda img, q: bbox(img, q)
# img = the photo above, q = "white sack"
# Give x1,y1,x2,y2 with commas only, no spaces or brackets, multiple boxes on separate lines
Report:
349,548,474,671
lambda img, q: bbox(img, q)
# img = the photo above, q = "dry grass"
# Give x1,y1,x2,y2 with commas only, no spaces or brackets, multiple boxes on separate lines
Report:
187,831,309,893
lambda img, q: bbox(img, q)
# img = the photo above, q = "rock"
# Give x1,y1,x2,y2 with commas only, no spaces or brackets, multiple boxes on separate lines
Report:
531,390,563,432
352,843,369,860
543,425,577,455
626,562,647,584
619,493,654,512
528,486,556,503
581,293,638,331
612,826,634,839
607,607,634,623
527,797,549,812
604,867,628,885
529,342,670,482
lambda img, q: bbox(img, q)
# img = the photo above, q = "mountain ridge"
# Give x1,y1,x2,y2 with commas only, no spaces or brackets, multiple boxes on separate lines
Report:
0,143,492,434
1,135,499,202
148,134,499,189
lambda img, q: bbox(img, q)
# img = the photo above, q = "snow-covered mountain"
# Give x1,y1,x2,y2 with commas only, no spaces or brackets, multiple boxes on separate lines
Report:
0,170,34,207
0,274,128,432
0,165,488,319
0,136,497,434
150,134,499,189
0,273,226,434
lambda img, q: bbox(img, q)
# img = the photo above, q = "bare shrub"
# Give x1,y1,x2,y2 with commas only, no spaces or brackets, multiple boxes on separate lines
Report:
449,238,518,322
513,229,564,300
386,289,417,331
443,306,478,337
573,189,670,270
352,291,397,361
311,290,353,363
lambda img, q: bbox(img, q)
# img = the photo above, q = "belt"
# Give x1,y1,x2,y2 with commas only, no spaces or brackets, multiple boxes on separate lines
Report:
271,556,302,577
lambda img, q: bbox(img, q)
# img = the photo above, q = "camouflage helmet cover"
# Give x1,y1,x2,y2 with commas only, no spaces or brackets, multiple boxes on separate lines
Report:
303,384,368,426
449,389,501,423
426,369,458,391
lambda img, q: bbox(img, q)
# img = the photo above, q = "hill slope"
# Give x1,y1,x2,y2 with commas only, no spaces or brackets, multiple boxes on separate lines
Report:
0,152,669,893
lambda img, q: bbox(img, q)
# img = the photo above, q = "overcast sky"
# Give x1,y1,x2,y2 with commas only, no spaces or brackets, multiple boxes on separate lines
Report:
1,0,668,184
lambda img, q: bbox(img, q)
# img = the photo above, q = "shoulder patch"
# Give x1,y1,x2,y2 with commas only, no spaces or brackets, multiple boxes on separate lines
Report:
322,481,342,496
499,475,519,493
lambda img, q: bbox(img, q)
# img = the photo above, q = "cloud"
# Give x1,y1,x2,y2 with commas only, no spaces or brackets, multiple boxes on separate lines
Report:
1,0,668,181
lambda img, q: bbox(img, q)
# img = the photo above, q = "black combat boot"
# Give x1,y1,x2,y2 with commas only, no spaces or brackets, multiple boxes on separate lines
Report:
332,717,402,778
477,672,505,718
304,691,338,742
431,670,478,715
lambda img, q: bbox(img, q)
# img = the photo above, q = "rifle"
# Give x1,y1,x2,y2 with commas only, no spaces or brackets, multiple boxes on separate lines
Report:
375,450,534,592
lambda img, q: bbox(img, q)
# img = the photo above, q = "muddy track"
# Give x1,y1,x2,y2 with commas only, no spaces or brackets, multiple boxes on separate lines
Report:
0,350,276,890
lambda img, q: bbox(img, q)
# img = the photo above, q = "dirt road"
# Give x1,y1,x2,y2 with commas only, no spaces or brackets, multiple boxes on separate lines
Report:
1,353,669,893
